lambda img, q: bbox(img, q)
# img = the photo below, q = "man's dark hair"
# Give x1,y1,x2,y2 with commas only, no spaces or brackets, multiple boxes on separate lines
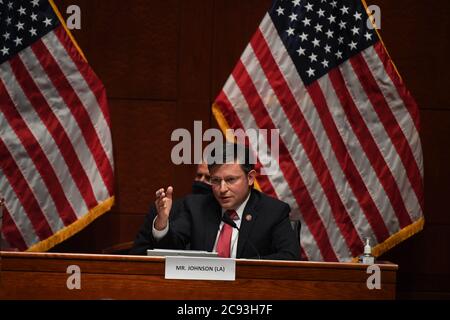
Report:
207,143,255,175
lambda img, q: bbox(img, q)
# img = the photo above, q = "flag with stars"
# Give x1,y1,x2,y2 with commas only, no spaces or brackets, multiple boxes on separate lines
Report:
213,0,424,261
0,0,114,251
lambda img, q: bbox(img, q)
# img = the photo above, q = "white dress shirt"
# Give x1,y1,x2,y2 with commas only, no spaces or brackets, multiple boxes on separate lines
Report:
212,192,250,258
152,192,251,258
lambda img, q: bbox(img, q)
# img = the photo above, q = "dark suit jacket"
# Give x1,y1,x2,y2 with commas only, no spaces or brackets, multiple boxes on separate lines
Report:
130,181,212,255
129,197,186,255
156,189,300,261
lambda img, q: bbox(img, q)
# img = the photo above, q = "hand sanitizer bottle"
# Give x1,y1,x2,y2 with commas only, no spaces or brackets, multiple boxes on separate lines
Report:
362,238,375,265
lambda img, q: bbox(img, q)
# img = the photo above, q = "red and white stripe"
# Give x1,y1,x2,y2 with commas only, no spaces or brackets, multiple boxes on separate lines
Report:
0,26,114,251
214,14,423,261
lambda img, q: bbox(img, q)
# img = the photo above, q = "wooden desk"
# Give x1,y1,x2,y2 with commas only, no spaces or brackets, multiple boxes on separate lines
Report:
0,252,397,299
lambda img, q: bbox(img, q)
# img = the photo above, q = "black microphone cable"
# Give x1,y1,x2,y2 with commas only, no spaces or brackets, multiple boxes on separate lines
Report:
221,214,261,259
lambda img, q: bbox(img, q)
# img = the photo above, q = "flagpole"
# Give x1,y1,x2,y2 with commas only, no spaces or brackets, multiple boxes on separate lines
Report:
0,197,4,252
0,196,4,278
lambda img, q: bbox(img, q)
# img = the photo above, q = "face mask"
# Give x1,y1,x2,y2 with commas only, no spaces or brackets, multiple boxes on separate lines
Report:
191,181,212,195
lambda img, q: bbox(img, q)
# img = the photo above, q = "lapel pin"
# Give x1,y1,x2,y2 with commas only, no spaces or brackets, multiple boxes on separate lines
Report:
245,214,252,222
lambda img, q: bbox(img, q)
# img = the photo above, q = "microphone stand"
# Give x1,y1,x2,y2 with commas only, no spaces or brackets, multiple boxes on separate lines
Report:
221,215,261,259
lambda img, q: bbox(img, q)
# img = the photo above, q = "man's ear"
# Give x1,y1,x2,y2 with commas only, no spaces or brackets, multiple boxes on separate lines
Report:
247,169,257,186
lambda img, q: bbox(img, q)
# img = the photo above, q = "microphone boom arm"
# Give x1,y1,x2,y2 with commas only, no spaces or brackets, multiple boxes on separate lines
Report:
221,214,261,259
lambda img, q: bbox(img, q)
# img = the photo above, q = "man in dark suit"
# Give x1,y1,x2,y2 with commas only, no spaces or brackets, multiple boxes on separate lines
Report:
152,143,300,260
129,163,212,255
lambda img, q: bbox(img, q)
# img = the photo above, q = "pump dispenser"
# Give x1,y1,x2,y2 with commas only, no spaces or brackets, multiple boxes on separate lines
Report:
362,238,375,265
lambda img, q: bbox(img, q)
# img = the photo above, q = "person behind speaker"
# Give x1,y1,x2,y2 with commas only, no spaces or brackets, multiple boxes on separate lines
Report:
152,143,300,260
129,163,212,255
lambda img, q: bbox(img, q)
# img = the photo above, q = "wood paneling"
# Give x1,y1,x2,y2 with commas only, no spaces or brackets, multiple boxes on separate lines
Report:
52,212,117,253
211,0,272,98
0,252,398,300
117,213,145,245
47,0,450,299
369,0,450,109
52,213,144,254
67,0,179,100
380,225,450,296
53,0,179,99
173,100,213,197
178,0,214,101
420,109,450,224
110,99,176,214
381,225,450,274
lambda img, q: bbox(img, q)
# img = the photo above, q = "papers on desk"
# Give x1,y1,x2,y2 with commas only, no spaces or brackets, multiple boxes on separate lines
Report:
147,248,218,258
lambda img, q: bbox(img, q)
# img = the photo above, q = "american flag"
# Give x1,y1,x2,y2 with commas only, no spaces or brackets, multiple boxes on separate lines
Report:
213,0,424,261
0,0,114,251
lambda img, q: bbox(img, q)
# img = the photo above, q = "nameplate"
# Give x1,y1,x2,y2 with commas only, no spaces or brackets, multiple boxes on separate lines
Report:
165,256,236,281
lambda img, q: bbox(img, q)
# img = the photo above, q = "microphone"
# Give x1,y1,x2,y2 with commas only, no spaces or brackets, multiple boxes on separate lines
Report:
221,213,238,229
221,214,260,259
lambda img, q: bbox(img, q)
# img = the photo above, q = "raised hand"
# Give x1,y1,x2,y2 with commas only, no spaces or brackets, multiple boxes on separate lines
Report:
154,186,173,230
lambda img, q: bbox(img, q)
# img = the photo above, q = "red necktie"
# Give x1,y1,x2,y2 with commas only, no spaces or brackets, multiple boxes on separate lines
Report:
216,210,238,258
